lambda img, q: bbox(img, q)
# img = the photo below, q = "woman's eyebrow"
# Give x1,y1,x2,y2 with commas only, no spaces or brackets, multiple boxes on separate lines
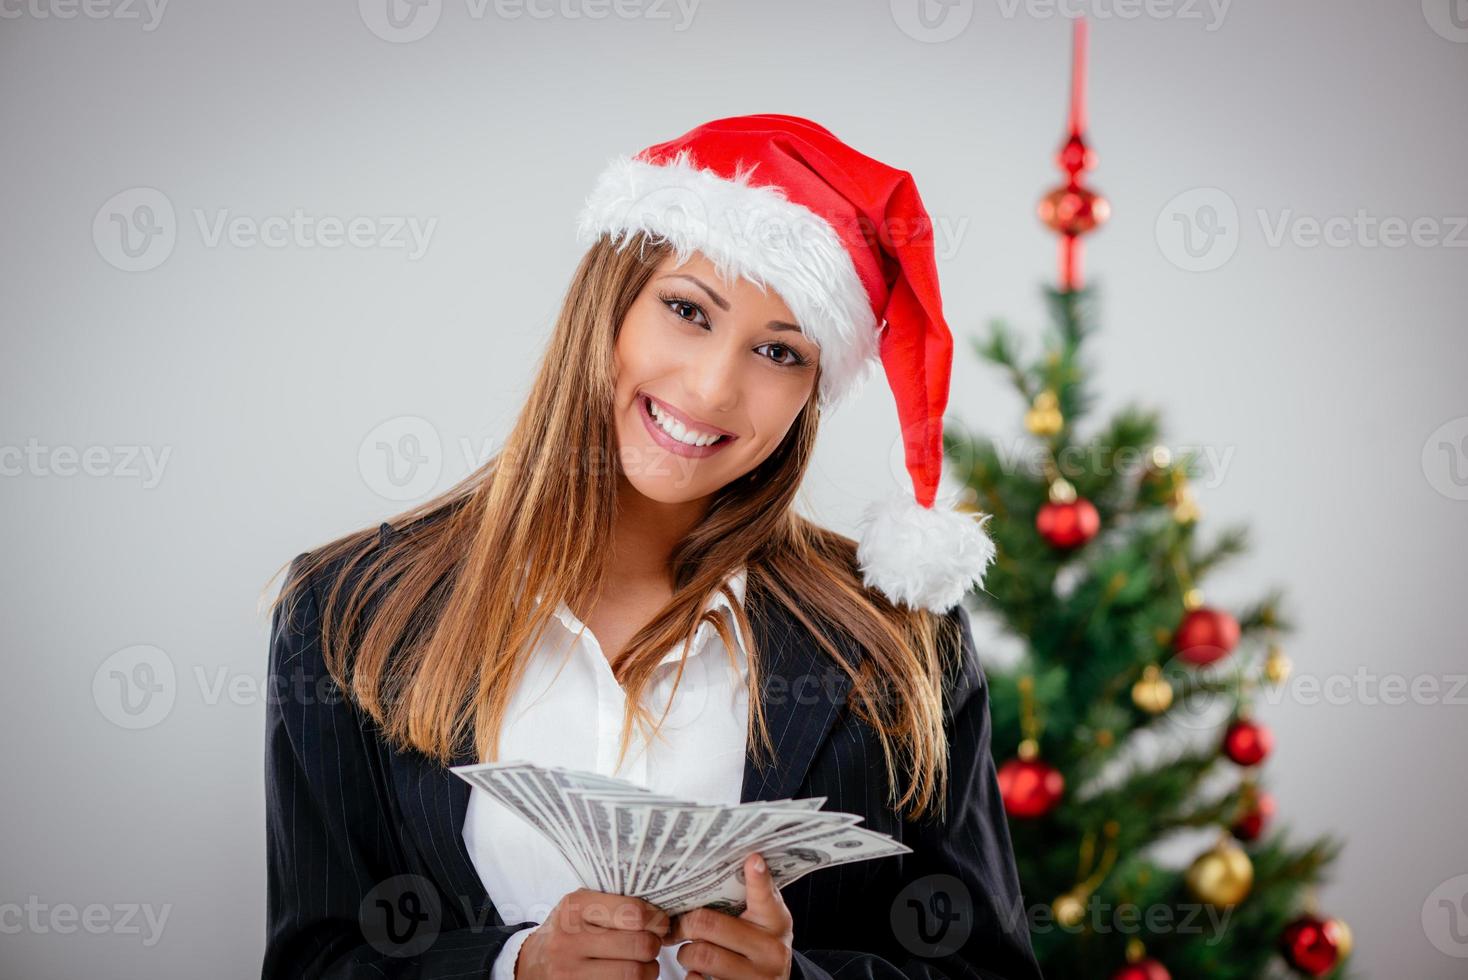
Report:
659,273,806,335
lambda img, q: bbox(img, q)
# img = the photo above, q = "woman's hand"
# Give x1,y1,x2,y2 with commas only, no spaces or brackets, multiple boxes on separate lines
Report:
662,852,794,980
515,887,669,980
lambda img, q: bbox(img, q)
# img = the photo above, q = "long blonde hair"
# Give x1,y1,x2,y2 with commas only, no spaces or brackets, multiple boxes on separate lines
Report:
266,232,962,821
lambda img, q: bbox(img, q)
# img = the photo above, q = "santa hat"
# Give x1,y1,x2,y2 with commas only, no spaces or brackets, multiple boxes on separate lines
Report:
575,113,995,614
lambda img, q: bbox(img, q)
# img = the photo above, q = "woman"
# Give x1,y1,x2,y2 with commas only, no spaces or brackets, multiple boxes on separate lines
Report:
263,114,1043,980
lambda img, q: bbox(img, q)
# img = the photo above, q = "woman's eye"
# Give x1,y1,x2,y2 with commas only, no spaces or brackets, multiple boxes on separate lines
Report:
759,343,807,368
663,297,708,327
660,293,808,368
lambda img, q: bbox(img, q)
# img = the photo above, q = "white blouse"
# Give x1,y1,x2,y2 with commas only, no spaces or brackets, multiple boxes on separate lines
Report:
463,567,751,980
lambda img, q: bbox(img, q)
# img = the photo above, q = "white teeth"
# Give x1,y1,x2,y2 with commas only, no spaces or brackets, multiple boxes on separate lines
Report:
646,397,723,447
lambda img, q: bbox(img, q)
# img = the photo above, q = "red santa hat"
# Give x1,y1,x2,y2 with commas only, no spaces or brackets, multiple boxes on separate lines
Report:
575,113,994,614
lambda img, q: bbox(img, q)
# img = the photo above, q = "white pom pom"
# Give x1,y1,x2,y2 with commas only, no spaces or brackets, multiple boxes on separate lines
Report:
855,490,996,613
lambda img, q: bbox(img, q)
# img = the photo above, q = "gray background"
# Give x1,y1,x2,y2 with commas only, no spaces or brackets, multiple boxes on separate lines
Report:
3,1,1465,977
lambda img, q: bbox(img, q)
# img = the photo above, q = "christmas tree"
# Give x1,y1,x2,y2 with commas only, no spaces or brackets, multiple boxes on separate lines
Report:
945,20,1354,980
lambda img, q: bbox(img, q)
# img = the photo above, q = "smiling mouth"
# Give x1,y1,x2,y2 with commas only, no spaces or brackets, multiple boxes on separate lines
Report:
640,395,736,450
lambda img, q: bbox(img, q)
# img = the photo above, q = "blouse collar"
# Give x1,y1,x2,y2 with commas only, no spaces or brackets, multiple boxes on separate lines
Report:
534,565,750,670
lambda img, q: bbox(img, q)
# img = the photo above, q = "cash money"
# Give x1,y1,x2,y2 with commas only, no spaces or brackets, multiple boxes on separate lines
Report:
451,760,910,916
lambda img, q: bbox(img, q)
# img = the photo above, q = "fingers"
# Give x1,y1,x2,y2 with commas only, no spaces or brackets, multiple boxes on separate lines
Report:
575,923,665,963
570,888,671,936
669,904,788,976
739,852,793,937
576,960,660,980
668,907,742,948
676,938,753,979
666,855,795,977
533,890,672,980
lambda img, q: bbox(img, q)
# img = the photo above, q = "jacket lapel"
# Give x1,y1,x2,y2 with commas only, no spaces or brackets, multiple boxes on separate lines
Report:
389,737,500,926
740,591,858,804
397,585,859,922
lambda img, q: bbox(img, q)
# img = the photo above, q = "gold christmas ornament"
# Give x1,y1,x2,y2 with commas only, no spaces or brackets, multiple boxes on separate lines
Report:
1147,445,1173,471
1131,664,1173,714
1265,645,1292,685
1047,476,1077,504
1161,456,1197,522
1052,888,1087,927
1330,917,1353,959
1053,821,1121,929
1025,389,1064,436
1172,486,1201,523
1185,838,1254,907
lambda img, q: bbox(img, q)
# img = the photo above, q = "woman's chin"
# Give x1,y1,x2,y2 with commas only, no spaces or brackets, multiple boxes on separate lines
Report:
620,475,712,506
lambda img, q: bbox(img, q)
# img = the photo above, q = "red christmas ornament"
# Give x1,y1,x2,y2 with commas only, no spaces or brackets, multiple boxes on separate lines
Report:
1279,914,1343,976
1231,790,1276,842
1037,16,1109,290
997,757,1065,818
1039,180,1108,238
1036,498,1100,549
1110,959,1171,980
1173,607,1241,666
1223,718,1273,767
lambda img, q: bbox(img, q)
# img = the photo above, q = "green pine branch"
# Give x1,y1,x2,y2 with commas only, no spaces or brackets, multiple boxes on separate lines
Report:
948,281,1350,979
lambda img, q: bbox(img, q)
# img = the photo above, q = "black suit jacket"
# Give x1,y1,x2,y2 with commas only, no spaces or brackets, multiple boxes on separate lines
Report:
263,523,1044,979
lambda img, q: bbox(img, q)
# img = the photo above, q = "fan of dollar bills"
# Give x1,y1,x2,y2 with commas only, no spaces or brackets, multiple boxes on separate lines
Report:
451,760,910,916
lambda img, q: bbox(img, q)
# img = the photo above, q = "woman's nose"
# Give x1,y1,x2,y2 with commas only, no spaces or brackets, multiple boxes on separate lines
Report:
683,339,743,414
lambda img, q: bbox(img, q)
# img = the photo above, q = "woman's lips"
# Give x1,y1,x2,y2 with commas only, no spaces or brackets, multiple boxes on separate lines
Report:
643,392,739,438
638,395,736,459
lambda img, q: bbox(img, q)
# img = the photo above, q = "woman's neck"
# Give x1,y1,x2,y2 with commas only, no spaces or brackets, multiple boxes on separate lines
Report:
610,473,712,585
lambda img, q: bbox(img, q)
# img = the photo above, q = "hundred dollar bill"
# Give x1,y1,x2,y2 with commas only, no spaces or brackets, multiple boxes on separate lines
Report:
451,760,908,915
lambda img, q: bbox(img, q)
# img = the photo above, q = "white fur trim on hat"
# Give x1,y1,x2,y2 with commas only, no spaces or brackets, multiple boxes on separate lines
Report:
855,488,996,614
576,150,881,414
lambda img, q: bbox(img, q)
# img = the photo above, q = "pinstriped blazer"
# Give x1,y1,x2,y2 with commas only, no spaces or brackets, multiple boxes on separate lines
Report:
263,522,1044,979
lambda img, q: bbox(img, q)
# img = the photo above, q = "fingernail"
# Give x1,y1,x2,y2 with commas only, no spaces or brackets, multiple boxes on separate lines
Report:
752,855,765,874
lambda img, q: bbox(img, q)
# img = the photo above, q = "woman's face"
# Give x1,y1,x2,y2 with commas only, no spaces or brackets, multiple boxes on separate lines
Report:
612,250,820,503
